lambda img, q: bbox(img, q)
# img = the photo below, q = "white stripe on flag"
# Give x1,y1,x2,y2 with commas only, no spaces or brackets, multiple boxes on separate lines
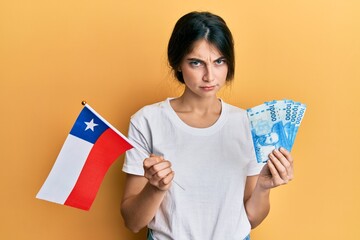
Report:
37,134,93,204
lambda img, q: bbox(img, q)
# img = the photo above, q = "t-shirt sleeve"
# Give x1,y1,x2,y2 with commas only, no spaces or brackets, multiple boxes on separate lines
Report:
122,118,152,176
246,159,265,176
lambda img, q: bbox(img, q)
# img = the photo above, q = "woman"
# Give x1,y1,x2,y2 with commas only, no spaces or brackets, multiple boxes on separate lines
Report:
121,11,294,240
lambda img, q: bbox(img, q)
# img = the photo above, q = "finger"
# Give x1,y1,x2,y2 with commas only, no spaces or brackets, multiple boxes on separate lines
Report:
160,171,175,187
143,156,162,179
279,147,293,163
269,153,289,184
273,149,293,180
146,160,172,177
150,165,173,181
274,148,294,180
151,160,172,173
148,169,174,190
143,155,164,169
266,159,285,187
144,160,172,181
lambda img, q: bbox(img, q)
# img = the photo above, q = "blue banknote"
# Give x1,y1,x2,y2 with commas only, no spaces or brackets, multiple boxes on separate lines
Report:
290,103,306,149
272,99,293,140
247,100,306,163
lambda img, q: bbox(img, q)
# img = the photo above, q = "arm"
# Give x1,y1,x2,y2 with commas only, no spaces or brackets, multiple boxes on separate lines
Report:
244,175,270,229
244,147,294,228
120,155,174,233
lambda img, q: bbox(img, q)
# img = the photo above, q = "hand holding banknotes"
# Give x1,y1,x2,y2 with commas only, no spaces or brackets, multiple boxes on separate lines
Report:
257,147,294,189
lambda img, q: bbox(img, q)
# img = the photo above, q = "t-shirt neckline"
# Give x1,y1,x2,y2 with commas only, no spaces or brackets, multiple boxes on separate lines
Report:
164,98,228,136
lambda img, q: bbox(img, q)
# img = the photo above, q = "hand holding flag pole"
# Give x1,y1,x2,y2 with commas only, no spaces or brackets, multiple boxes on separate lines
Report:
134,148,185,191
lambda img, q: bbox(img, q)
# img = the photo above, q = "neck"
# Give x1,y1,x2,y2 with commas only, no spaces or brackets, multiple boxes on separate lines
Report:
174,90,221,114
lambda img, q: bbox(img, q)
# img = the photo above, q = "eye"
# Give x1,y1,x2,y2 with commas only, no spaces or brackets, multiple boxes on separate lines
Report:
189,60,202,67
215,58,227,65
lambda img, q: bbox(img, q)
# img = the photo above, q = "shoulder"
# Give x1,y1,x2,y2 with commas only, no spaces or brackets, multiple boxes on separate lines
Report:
223,101,248,120
130,99,168,125
221,101,252,133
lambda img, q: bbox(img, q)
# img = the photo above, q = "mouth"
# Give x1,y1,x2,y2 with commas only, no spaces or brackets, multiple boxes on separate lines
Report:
200,85,218,91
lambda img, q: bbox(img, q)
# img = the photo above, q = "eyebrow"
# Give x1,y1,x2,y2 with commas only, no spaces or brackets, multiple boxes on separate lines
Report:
186,56,226,62
186,58,203,62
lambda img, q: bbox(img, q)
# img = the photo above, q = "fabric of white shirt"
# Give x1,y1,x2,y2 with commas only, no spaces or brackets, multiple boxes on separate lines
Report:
122,98,264,240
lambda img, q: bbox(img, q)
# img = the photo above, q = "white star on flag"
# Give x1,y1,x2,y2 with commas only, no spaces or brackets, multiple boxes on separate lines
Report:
84,119,98,131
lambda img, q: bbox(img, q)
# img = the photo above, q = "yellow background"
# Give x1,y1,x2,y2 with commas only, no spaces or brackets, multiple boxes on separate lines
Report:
1,0,359,239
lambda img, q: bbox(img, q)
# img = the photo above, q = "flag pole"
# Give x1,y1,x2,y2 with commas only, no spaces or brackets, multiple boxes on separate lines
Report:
80,101,185,191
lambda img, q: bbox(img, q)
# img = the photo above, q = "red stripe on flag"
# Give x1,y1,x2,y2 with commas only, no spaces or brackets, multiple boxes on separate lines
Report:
64,128,133,210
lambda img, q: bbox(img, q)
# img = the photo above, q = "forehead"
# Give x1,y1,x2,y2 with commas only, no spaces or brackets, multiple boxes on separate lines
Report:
185,39,223,59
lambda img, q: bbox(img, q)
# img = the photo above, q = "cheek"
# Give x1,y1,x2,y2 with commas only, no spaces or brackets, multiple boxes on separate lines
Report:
182,69,202,82
216,68,228,82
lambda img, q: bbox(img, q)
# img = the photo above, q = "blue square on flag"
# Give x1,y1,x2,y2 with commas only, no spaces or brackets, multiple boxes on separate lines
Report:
70,107,108,144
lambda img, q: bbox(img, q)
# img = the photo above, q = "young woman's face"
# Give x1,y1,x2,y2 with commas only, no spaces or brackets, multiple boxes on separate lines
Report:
179,39,228,98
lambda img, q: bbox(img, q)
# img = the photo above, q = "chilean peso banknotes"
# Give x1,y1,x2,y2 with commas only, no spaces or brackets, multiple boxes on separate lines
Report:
247,100,306,163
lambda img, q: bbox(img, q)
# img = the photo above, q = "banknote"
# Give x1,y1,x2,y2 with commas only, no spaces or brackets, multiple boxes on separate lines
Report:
247,100,306,163
290,103,306,149
270,99,293,140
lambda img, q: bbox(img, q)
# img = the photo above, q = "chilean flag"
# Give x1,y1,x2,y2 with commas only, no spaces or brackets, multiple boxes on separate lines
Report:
36,104,133,210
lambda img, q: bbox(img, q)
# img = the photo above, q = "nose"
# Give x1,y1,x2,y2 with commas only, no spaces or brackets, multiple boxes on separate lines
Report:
203,65,215,82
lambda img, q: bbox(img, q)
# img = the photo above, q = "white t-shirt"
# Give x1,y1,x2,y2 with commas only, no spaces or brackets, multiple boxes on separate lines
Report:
122,98,264,240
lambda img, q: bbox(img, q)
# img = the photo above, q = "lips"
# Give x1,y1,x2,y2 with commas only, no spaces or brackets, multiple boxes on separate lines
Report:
200,85,217,91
